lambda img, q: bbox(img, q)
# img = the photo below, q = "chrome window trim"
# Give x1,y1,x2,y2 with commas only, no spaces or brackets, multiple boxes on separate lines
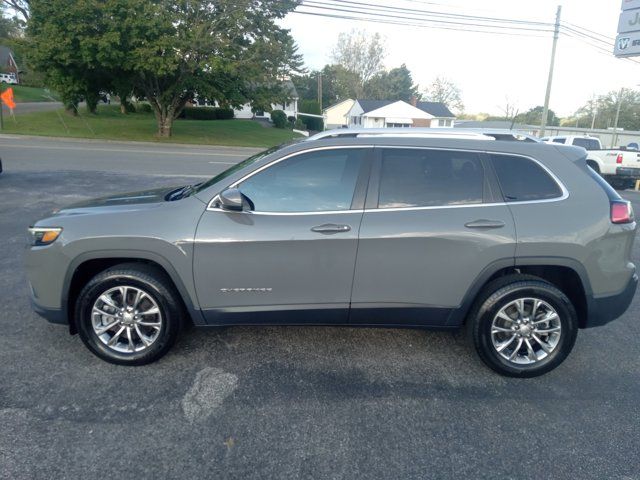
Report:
486,150,569,203
206,145,374,213
206,207,364,216
206,144,569,214
368,147,568,212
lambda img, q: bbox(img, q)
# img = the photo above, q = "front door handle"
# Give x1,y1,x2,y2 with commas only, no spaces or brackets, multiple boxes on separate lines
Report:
311,224,351,234
464,219,506,229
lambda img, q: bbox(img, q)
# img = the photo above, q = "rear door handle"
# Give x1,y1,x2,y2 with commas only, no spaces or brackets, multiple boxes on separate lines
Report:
464,219,505,229
311,224,351,234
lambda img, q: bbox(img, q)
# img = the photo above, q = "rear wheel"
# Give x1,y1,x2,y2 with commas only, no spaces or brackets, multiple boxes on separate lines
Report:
467,275,578,377
75,263,184,365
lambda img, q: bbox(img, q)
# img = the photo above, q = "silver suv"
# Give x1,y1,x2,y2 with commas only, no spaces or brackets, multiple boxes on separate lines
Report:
26,130,638,377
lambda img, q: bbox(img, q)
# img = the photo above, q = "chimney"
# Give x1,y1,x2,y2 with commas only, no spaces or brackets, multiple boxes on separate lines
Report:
410,96,418,107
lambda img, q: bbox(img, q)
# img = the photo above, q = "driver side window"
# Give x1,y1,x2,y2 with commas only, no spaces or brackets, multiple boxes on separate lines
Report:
238,148,367,212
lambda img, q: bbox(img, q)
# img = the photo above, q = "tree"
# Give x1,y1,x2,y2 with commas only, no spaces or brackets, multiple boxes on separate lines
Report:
0,10,21,39
364,64,419,102
27,0,303,136
573,89,640,131
1,0,29,23
26,0,111,114
514,106,559,126
423,76,464,113
331,29,386,97
293,64,359,107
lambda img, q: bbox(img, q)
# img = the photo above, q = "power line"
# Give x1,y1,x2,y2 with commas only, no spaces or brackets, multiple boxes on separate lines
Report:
561,25,614,48
299,1,553,34
294,1,640,67
323,0,553,27
293,9,551,38
563,20,616,43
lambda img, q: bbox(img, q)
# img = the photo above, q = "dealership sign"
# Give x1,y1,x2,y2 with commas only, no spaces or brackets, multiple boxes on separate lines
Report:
616,0,640,57
618,9,640,33
622,0,640,11
614,32,640,57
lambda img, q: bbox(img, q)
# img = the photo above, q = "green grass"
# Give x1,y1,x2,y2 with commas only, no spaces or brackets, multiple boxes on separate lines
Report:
1,105,301,147
2,85,59,103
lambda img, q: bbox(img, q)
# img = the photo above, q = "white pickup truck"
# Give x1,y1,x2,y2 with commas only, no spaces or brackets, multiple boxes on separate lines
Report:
541,135,640,189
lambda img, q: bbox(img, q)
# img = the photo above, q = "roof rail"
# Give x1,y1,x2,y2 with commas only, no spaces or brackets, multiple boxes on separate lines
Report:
308,128,494,141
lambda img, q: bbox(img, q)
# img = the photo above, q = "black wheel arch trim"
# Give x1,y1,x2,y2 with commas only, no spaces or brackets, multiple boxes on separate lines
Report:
446,255,594,327
62,249,206,331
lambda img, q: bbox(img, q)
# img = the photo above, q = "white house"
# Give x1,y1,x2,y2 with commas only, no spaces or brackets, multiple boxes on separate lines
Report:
344,99,455,129
323,98,355,129
192,80,299,120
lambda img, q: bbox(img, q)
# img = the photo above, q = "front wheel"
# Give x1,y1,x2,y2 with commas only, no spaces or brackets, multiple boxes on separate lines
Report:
467,275,578,377
75,263,184,365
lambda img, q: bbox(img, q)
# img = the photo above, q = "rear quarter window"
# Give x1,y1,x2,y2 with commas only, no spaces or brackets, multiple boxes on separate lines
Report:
490,154,563,202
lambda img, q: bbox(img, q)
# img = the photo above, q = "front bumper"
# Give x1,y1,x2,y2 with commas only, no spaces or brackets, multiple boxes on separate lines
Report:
30,294,67,324
585,273,638,328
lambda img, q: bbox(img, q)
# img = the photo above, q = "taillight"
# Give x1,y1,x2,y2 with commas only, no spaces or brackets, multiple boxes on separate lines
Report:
616,153,624,164
611,200,634,224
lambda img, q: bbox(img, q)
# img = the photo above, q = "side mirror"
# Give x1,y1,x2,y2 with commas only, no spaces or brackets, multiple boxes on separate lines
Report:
218,188,248,212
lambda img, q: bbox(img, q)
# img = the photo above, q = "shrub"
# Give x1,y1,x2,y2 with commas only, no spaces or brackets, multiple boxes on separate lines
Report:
294,118,306,130
182,106,234,120
299,99,324,131
136,103,152,114
270,110,288,129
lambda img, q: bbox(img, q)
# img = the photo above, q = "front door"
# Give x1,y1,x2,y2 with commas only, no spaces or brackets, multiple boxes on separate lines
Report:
350,147,517,326
193,147,372,325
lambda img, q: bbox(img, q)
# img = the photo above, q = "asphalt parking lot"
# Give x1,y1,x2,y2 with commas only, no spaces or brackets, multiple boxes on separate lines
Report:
1,138,639,479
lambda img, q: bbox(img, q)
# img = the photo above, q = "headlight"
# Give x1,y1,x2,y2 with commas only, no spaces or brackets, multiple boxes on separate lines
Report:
28,227,62,246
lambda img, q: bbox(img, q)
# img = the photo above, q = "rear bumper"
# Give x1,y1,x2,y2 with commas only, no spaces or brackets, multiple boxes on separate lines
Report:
585,273,638,328
614,167,640,179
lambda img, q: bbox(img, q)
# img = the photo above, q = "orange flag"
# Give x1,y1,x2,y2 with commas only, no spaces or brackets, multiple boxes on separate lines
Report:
1,87,16,110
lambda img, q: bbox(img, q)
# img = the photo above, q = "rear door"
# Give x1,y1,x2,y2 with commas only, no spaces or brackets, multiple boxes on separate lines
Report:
350,147,517,326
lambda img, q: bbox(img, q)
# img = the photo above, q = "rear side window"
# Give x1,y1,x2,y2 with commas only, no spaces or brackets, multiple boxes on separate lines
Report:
377,148,485,208
552,138,566,144
490,154,563,202
572,138,600,150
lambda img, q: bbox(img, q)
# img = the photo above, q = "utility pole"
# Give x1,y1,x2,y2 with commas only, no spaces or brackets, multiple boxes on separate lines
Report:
540,5,561,137
612,87,624,148
317,73,323,111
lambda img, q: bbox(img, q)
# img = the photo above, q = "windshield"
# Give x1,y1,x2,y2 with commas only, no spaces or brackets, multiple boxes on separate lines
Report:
194,144,290,194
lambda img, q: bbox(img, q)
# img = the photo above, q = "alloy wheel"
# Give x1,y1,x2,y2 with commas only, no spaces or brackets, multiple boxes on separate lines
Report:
490,297,562,365
91,285,163,354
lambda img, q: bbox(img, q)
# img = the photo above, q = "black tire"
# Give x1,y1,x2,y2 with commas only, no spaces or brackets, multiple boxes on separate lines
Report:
467,274,578,378
75,263,184,365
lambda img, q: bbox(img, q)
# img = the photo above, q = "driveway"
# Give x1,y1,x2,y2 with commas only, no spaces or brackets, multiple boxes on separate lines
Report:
0,139,639,479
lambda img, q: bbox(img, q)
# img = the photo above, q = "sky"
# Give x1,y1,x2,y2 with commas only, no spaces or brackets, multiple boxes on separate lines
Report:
280,0,638,117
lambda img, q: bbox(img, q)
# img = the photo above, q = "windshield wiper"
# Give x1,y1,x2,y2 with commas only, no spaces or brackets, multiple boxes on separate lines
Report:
167,185,192,201
166,183,203,201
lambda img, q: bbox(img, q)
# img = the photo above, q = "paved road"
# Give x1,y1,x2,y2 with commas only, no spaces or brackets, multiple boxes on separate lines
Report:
0,139,639,479
0,134,261,177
